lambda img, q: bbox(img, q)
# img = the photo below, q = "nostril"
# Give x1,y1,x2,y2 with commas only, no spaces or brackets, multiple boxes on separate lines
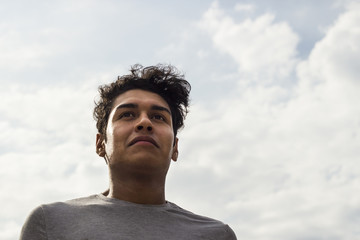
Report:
137,126,143,130
147,126,152,131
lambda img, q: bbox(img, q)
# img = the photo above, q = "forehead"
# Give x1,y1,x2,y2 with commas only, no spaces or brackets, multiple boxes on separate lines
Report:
111,89,170,111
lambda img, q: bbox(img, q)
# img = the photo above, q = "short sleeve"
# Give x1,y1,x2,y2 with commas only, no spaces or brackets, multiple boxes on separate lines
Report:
19,205,47,240
225,225,237,240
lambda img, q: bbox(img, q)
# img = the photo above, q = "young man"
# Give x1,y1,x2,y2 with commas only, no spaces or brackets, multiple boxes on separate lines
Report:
20,64,237,239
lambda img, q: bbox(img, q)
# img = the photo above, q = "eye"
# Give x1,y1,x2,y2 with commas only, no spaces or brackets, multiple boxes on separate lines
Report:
119,112,135,119
152,114,165,121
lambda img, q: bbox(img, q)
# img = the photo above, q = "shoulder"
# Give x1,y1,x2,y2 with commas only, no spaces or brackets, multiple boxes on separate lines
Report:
166,201,223,224
20,194,105,239
36,194,103,215
166,202,237,240
40,194,99,207
20,205,47,239
24,194,101,223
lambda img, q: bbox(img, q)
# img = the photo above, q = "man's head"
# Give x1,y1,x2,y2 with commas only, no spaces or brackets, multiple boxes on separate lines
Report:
93,64,191,140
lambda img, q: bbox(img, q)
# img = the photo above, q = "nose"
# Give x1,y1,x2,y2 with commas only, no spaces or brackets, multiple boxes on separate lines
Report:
135,114,153,132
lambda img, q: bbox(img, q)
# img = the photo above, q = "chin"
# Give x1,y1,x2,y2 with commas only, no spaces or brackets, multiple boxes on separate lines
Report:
111,155,169,169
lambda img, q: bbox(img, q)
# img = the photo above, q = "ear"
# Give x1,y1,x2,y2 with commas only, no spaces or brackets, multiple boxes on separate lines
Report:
96,133,106,157
171,137,179,162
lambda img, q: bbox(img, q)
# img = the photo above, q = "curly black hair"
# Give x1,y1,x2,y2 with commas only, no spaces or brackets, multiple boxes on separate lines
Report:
93,64,191,138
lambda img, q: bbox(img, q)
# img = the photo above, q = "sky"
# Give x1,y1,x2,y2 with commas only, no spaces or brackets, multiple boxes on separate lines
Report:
1,0,360,239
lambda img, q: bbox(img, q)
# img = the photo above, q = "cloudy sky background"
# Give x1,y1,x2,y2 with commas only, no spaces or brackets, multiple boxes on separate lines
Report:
1,0,360,239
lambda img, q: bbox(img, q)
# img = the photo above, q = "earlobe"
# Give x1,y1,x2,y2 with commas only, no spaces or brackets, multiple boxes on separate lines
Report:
96,133,106,157
171,138,179,162
172,151,178,162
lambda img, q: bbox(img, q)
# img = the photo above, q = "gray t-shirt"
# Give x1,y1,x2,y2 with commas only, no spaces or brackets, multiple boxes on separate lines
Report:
20,194,237,240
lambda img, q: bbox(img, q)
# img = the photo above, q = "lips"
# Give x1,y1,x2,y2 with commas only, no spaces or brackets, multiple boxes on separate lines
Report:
128,136,159,148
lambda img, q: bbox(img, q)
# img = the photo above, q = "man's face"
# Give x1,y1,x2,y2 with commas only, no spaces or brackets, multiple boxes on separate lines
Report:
97,89,178,175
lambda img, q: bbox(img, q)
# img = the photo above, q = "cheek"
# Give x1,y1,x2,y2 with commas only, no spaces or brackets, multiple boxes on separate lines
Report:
105,124,128,151
162,128,175,147
111,123,131,139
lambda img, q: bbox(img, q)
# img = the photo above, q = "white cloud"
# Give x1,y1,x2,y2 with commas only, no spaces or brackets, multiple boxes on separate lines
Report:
0,81,109,239
234,3,255,13
167,1,360,239
199,1,299,85
0,26,60,70
0,221,22,240
1,1,360,239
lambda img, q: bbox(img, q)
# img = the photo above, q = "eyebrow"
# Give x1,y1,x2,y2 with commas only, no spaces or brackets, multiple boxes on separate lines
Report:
115,103,171,115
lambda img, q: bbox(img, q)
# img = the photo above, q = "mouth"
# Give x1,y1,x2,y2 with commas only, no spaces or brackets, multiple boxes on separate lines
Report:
128,136,159,148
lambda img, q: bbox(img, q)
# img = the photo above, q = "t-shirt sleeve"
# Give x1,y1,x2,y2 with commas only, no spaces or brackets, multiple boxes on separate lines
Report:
224,224,237,240
19,205,47,240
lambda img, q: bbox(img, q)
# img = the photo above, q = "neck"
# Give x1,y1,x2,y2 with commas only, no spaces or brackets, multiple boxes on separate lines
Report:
107,169,167,205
